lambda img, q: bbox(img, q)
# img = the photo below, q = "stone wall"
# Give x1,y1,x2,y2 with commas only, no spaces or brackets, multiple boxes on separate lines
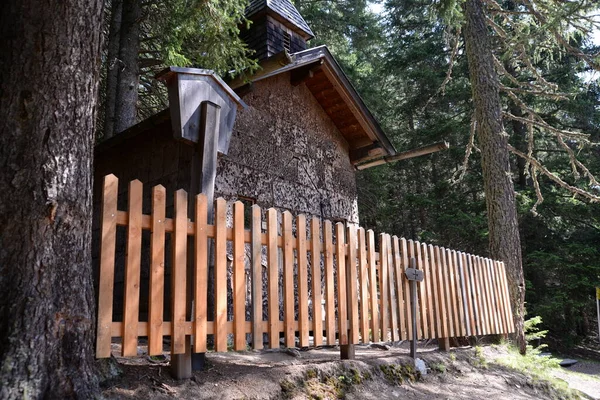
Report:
217,72,359,223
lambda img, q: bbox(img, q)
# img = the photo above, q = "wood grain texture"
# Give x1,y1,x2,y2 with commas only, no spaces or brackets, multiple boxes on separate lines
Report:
97,174,118,358
149,185,166,356
367,230,379,342
267,208,279,348
323,219,334,345
171,189,188,355
346,225,359,344
358,228,370,343
251,205,263,349
312,217,324,346
214,198,227,352
336,223,348,345
123,180,143,357
297,215,309,347
193,194,208,352
393,237,407,340
282,211,295,347
233,201,246,351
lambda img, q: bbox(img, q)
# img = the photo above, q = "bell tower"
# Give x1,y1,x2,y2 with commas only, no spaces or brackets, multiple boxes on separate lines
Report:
242,0,314,61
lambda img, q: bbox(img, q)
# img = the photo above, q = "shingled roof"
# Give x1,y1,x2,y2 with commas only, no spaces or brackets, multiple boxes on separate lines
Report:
246,0,314,39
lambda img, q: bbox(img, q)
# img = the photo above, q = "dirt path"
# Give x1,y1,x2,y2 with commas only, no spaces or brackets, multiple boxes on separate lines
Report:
552,359,600,400
101,343,583,399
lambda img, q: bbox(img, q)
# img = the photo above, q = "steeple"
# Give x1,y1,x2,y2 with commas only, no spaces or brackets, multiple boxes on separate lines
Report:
242,0,314,61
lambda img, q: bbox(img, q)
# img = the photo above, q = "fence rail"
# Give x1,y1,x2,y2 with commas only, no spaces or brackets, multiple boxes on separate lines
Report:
96,174,515,358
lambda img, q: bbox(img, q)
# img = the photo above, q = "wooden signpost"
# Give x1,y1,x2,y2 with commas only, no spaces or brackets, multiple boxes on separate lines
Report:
405,258,423,359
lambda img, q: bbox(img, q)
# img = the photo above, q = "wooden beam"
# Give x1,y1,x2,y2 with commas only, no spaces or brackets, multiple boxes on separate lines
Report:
290,61,323,86
355,142,450,170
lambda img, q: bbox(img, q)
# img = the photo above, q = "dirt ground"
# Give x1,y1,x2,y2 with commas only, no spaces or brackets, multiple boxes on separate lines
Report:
101,341,600,399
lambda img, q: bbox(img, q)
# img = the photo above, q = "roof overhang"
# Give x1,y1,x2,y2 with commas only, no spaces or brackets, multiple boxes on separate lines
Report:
230,46,396,164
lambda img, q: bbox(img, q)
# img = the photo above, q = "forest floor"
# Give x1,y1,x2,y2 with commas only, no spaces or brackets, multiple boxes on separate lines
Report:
101,340,600,399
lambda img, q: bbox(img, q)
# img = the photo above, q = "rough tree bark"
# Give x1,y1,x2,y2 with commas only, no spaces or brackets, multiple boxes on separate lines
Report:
113,0,141,134
462,0,527,353
103,0,123,139
0,0,104,397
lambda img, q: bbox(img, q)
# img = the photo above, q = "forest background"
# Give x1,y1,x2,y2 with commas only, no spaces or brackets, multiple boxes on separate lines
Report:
97,0,600,351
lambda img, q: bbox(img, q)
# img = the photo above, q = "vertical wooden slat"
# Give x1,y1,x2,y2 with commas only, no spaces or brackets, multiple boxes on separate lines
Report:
482,258,495,334
392,237,406,340
485,258,500,334
493,260,508,333
122,180,143,357
310,217,324,346
461,252,476,337
466,254,478,335
499,261,515,332
401,238,413,340
297,215,309,347
193,194,208,352
452,250,467,337
440,248,454,338
282,211,295,347
148,185,166,356
422,242,435,339
251,205,263,350
413,241,426,339
368,230,380,342
474,256,489,335
358,228,370,343
490,260,506,334
171,189,188,355
213,198,227,352
379,234,390,341
267,208,279,349
387,235,399,342
449,249,462,337
336,223,348,345
470,255,483,335
434,246,448,339
322,219,333,345
346,225,359,344
96,174,118,358
233,201,246,350
428,245,440,339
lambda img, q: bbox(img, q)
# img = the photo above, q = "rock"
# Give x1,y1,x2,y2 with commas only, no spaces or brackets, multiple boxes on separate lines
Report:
285,348,301,358
559,359,578,367
369,343,390,351
415,358,427,376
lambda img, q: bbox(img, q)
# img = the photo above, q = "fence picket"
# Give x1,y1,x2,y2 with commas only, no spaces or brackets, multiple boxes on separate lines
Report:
387,235,399,342
322,219,334,345
393,237,407,340
475,256,489,335
434,246,448,339
401,238,413,340
233,201,246,351
453,250,467,337
214,198,227,352
96,174,118,358
171,189,188,354
282,211,295,347
297,215,309,347
346,225,360,344
251,205,263,350
310,217,324,346
267,208,279,348
194,194,208,352
336,223,348,345
499,261,515,332
422,243,434,339
358,228,370,343
379,234,390,341
368,230,380,342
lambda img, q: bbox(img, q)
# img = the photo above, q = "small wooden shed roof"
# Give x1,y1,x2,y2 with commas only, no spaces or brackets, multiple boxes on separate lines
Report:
232,46,396,163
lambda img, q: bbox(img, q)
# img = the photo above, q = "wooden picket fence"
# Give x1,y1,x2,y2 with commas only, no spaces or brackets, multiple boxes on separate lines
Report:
96,174,515,358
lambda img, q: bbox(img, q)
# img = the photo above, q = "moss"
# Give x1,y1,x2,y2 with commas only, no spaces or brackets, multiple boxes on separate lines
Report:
379,362,420,385
279,379,297,398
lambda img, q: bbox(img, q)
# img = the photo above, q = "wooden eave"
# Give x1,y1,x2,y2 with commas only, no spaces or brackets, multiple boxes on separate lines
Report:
234,46,397,164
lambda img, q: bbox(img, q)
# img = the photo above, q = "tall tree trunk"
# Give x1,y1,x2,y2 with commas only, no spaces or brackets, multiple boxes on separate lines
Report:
0,0,104,397
103,0,123,139
463,0,527,353
113,0,140,134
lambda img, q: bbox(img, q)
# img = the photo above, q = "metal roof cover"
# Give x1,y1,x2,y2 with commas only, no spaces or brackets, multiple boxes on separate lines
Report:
246,0,314,38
